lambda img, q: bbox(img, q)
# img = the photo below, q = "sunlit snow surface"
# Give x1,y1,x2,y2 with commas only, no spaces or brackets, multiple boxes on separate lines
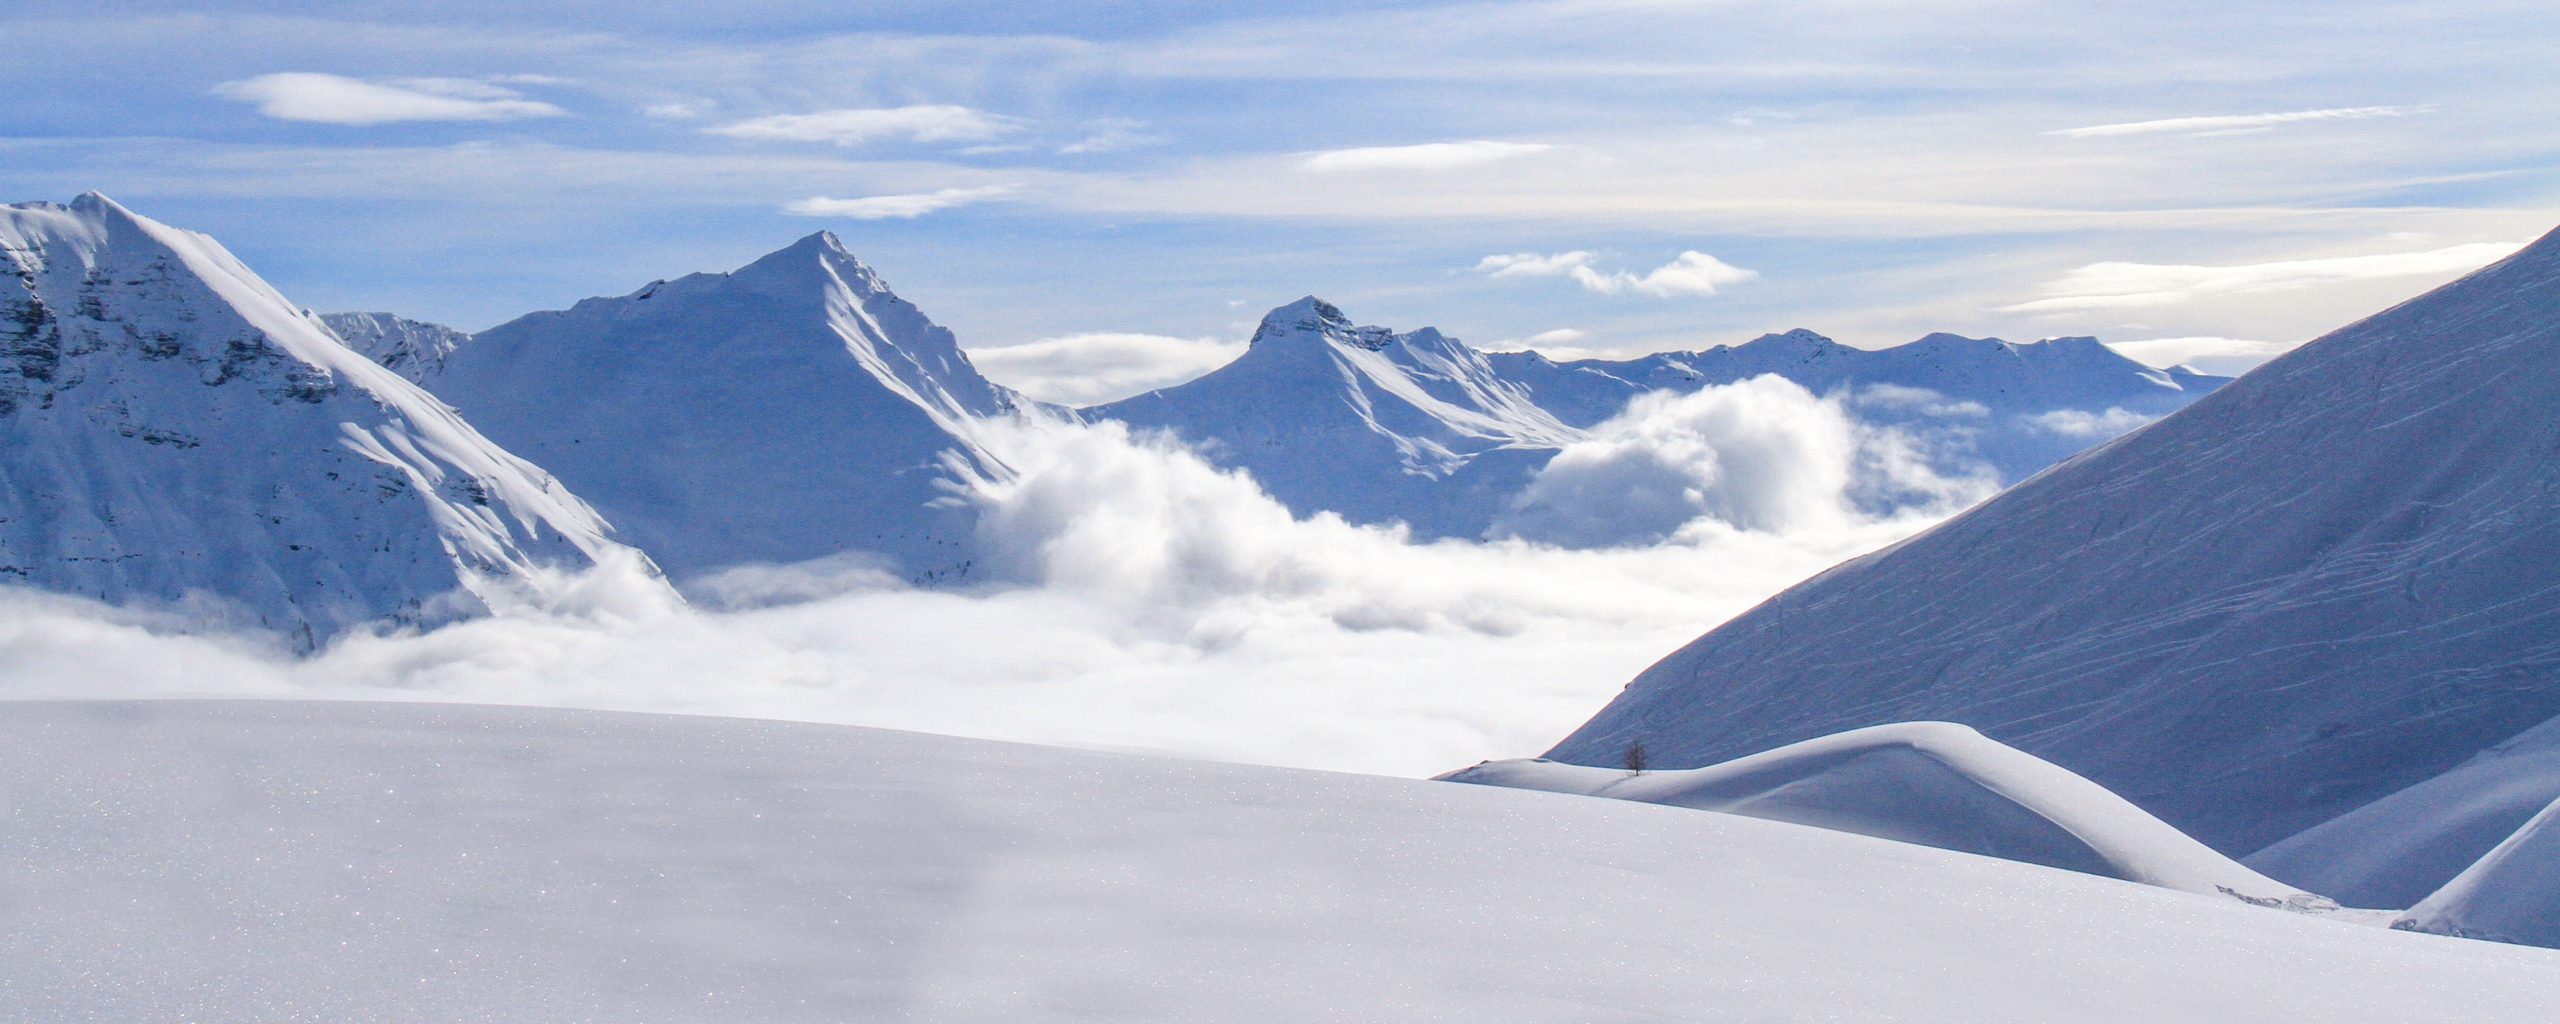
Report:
1444,722,2320,905
6,700,2556,1023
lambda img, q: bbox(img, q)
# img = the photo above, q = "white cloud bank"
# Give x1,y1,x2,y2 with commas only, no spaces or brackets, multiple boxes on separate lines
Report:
2105,337,2297,376
2000,241,2525,313
1477,250,1759,298
1300,141,1552,172
786,185,1016,220
2051,105,2432,139
213,73,567,125
712,105,1018,146
1496,378,1995,546
0,409,1977,778
967,332,1244,406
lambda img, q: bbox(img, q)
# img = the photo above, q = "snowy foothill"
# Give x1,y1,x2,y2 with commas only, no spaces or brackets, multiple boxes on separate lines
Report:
7,700,2556,1023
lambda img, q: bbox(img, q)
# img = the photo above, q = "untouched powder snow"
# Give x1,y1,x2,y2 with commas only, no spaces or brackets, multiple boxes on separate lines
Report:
1444,721,2325,906
428,232,1026,584
0,194,661,644
5,699,2555,1023
1548,221,2560,857
1094,297,1583,539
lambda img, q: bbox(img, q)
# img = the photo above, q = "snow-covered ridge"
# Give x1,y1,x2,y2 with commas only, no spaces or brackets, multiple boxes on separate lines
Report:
321,311,469,384
1445,722,2326,907
0,193,663,643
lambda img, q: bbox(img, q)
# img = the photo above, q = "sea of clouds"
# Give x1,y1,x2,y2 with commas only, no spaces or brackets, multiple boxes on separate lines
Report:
0,378,1998,777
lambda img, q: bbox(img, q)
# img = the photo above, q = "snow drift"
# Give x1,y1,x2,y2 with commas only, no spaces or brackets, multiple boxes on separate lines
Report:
1444,721,2322,906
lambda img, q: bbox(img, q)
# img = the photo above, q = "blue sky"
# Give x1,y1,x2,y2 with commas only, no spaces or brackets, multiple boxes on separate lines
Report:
8,1,2557,398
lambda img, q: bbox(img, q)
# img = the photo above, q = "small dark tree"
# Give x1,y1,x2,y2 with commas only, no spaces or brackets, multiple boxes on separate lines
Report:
1623,741,1649,775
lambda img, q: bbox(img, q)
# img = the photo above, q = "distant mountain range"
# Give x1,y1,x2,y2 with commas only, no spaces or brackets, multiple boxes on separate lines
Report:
2,192,2225,636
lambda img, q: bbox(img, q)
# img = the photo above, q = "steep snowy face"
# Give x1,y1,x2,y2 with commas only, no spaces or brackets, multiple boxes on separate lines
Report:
1547,222,2560,856
1094,297,1583,537
321,312,470,384
1486,328,2229,482
431,232,1021,582
0,194,653,644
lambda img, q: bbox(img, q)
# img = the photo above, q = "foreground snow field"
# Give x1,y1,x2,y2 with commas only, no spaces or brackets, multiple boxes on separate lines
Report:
5,701,2556,1022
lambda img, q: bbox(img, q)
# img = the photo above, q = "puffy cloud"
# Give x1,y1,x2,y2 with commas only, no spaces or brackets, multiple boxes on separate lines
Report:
966,332,1244,406
213,73,566,125
710,105,1018,146
0,413,1963,778
1999,241,2524,314
1476,250,1758,298
1493,377,1994,547
1300,141,1552,172
785,185,1016,220
2051,105,2430,139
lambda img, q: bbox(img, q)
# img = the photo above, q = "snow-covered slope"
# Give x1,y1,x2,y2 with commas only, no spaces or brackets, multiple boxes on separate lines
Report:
321,311,469,383
1094,297,1581,538
7,700,2554,1023
2253,712,2560,908
429,233,1023,582
2398,792,2560,947
1547,222,2560,857
0,194,656,644
1488,329,2229,482
1445,722,2322,906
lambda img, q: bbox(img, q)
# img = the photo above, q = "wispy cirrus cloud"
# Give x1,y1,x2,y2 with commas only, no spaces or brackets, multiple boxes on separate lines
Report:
213,73,567,125
712,105,1019,147
1999,240,2524,313
1301,140,1552,172
784,185,1017,220
2051,105,2431,139
1477,250,1758,298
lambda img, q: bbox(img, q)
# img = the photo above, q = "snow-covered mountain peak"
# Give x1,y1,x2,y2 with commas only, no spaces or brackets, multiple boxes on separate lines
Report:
1248,296,1396,351
429,233,1025,581
1,193,663,642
